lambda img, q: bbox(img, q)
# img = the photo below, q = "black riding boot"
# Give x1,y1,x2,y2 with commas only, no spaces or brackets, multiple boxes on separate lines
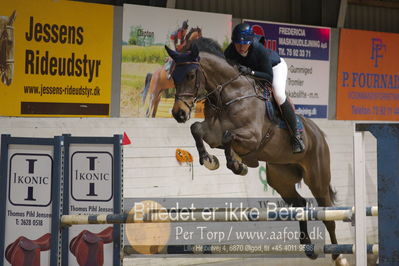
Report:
280,99,305,153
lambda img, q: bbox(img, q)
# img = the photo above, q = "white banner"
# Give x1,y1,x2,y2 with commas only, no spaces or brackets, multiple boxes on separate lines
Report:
244,19,331,118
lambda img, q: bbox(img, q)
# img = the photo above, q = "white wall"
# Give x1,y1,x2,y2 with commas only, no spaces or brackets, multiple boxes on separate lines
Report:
0,117,379,265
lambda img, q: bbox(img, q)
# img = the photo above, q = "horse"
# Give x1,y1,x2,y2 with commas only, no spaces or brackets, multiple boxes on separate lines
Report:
164,38,348,266
141,27,202,117
0,10,16,86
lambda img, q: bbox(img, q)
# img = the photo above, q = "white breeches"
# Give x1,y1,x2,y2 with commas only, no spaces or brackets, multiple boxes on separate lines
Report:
272,57,288,105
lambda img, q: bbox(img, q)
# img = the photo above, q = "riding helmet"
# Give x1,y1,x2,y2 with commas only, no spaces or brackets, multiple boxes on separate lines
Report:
232,23,254,44
182,20,189,29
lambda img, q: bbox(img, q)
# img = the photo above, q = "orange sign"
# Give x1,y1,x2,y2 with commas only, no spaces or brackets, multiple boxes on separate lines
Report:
336,29,399,120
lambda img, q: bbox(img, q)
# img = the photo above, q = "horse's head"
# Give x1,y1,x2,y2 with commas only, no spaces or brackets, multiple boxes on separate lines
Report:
0,10,16,86
180,27,203,53
165,44,204,123
186,27,202,41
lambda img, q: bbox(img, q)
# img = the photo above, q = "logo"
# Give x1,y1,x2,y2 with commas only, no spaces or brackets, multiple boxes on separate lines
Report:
9,153,53,207
371,38,386,68
71,151,113,201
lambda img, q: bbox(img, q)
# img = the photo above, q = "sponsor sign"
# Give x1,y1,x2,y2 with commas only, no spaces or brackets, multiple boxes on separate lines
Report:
0,0,113,116
63,137,121,266
0,137,62,266
336,29,399,120
244,20,331,118
121,4,231,118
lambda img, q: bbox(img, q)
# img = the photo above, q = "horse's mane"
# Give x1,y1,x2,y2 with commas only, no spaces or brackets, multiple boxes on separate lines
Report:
191,37,225,59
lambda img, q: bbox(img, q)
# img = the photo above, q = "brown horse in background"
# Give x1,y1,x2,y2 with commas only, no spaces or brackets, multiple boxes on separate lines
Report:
165,38,348,266
0,10,16,86
141,27,202,117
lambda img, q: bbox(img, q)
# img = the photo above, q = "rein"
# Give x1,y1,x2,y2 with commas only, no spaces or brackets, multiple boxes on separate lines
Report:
174,60,268,111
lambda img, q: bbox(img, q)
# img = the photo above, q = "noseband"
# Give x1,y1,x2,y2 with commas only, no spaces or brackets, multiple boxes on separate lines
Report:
173,61,205,112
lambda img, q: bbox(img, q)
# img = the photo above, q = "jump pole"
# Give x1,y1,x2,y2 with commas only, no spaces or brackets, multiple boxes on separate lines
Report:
61,206,377,225
123,244,379,255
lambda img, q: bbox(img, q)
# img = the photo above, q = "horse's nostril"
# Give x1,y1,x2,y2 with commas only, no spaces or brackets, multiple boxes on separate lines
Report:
173,109,186,123
178,110,186,120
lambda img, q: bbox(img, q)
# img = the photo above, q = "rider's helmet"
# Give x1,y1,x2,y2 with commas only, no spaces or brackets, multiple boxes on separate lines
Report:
232,23,254,45
182,20,189,30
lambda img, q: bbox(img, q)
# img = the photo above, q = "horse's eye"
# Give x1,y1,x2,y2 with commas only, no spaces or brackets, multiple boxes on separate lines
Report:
187,72,195,81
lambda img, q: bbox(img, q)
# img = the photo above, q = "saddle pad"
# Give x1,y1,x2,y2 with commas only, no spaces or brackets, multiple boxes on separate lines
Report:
264,91,304,132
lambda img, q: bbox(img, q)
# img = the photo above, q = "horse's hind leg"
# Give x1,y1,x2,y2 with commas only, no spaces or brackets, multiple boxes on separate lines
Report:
191,122,220,170
152,90,162,118
141,73,152,104
304,164,348,265
266,164,318,260
308,185,348,265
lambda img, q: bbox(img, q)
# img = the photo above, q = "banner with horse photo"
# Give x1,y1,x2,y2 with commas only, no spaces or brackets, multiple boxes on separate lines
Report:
244,19,331,118
0,0,114,117
121,4,231,118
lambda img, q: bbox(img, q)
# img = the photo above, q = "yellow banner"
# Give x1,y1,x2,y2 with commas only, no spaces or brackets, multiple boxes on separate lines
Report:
0,0,113,116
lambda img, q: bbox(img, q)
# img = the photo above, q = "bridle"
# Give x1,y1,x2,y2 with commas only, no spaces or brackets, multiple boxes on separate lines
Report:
173,60,241,112
0,24,14,73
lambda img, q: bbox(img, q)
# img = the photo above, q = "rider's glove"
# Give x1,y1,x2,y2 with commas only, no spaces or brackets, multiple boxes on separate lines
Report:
238,65,254,75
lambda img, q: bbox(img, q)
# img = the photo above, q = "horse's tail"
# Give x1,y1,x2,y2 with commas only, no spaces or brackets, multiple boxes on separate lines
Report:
141,72,152,104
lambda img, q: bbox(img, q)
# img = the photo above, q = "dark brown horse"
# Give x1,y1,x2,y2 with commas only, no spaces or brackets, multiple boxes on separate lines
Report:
165,38,348,266
141,27,202,117
0,10,16,86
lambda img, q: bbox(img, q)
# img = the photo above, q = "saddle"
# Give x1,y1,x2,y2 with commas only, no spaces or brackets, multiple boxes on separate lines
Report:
164,58,175,80
239,83,303,168
261,83,304,132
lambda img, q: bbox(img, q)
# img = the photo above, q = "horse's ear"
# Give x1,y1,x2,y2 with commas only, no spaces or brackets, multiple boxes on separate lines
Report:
8,10,16,25
190,44,199,60
165,45,178,60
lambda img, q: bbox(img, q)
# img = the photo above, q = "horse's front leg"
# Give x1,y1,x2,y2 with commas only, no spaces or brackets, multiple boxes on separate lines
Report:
222,127,261,175
222,131,249,175
190,122,219,170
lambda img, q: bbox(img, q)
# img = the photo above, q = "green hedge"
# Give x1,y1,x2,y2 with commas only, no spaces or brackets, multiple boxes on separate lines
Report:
122,45,167,65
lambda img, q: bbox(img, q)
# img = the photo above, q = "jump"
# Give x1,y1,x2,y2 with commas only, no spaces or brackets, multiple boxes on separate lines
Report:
165,38,347,265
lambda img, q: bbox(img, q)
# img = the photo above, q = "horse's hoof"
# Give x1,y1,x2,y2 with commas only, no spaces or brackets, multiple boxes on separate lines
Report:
239,164,248,175
203,155,219,170
306,252,318,260
228,161,248,176
333,254,349,266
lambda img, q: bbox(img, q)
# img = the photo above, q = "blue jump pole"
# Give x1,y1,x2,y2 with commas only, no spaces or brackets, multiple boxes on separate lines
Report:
356,123,399,265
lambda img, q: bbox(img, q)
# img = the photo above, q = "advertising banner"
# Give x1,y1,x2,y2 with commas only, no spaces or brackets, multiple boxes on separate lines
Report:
66,144,116,266
336,29,399,120
0,0,113,117
244,20,331,118
61,135,122,266
121,4,231,118
0,136,62,266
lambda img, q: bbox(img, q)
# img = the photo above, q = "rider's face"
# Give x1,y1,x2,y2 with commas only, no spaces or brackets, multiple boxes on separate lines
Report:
234,43,250,56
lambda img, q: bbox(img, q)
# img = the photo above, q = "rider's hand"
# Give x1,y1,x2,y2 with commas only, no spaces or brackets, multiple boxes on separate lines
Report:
238,65,253,75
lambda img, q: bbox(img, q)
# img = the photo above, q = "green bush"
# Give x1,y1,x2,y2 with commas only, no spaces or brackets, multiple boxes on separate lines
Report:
122,45,167,65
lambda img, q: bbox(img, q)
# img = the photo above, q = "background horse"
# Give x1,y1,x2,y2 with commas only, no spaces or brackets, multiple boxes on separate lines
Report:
165,38,348,266
0,10,16,86
141,27,202,117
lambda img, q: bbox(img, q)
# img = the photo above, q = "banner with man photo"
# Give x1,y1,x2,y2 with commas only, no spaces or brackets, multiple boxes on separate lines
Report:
0,0,114,117
243,19,331,118
121,4,231,118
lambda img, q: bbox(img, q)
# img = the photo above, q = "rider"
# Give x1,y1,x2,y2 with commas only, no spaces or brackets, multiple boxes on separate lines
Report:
170,20,189,52
224,23,305,153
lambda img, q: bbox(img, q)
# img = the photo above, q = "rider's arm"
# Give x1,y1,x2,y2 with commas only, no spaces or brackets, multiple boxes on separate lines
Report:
251,69,272,83
250,44,275,83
